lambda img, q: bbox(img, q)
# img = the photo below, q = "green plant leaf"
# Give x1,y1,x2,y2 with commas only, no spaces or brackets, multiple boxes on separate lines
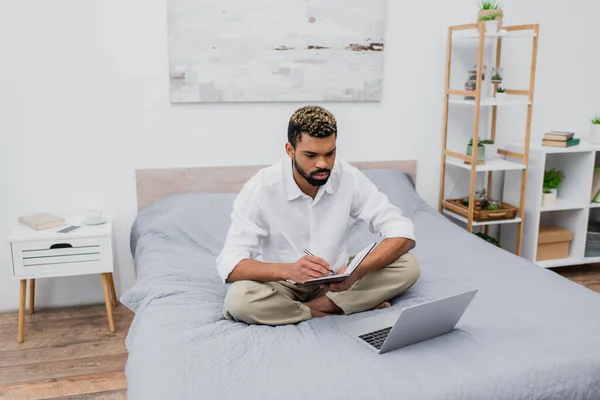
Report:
474,232,501,247
478,0,503,10
543,168,565,190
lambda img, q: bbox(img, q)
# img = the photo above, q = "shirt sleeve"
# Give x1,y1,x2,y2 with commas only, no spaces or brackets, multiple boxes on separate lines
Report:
215,182,268,283
350,169,416,242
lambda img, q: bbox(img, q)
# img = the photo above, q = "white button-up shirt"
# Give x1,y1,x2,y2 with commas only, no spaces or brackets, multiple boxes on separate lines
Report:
215,157,416,283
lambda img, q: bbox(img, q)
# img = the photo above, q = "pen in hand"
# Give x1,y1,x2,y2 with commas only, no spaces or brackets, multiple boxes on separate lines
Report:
303,249,334,276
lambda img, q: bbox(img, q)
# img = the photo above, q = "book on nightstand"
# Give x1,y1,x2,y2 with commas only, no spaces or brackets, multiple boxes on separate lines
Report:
18,213,66,231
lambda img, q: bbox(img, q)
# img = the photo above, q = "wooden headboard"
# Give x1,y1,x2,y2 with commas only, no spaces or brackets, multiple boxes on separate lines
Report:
135,160,417,212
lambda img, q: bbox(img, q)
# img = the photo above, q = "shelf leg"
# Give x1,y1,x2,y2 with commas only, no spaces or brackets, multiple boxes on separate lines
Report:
516,25,540,257
467,23,487,233
439,26,453,213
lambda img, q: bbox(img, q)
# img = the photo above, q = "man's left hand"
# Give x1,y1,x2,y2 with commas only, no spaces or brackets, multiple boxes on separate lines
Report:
320,266,362,292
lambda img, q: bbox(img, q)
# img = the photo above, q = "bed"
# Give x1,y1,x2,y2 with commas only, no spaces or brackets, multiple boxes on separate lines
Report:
121,161,600,400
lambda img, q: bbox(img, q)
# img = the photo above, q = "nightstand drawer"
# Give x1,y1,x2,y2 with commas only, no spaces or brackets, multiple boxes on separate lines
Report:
11,236,113,278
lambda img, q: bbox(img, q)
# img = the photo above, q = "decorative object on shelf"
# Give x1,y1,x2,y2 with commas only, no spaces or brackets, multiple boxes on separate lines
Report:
496,86,506,100
474,232,501,247
477,1,503,33
466,139,486,164
542,168,565,206
590,115,600,145
542,131,580,148
464,79,477,100
477,0,504,22
479,139,498,160
536,226,573,261
464,65,488,99
460,188,489,210
444,197,518,222
478,65,488,81
491,67,503,84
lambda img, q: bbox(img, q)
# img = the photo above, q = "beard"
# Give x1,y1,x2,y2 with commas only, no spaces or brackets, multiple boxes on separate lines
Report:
293,157,331,187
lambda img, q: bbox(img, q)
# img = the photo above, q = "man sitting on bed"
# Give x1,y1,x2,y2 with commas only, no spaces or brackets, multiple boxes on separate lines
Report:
216,105,420,326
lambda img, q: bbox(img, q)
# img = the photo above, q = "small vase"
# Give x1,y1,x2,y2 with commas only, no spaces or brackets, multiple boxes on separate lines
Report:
478,9,503,22
467,144,486,162
485,20,499,33
590,124,600,145
484,143,498,160
541,189,557,207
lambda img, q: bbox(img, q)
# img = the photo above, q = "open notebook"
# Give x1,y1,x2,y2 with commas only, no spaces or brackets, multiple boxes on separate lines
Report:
295,242,378,287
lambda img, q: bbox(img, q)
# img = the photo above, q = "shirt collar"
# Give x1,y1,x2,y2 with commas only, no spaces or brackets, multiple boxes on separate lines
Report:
283,158,335,201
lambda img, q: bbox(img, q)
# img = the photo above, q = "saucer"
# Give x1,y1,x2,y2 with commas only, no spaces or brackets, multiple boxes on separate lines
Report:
82,216,108,226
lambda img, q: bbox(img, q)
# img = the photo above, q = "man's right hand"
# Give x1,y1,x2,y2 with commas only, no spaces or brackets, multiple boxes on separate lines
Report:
286,255,333,283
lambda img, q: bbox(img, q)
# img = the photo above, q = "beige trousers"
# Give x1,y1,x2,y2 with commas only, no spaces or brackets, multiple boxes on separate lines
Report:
223,252,420,326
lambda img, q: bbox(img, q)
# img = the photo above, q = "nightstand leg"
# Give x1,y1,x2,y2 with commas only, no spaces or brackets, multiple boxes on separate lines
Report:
101,273,115,333
29,279,35,314
18,280,26,343
108,273,118,307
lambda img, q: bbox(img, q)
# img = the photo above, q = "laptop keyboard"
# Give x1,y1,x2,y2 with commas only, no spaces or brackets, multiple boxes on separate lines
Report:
358,326,392,350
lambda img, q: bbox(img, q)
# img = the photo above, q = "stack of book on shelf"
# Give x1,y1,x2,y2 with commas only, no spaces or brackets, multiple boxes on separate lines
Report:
542,131,580,147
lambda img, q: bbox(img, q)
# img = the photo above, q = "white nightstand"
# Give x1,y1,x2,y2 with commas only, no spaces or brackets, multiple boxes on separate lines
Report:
7,216,117,343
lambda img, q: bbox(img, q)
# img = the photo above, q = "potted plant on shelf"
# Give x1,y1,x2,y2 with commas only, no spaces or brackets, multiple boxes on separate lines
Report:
474,232,501,247
467,139,486,163
477,1,503,32
496,86,506,100
542,168,565,207
590,114,600,145
491,67,503,84
480,139,498,160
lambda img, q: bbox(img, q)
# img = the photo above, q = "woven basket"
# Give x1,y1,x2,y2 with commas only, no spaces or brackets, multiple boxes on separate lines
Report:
478,9,503,21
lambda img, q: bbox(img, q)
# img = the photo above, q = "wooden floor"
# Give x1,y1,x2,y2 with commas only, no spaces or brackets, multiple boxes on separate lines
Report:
0,304,133,400
552,264,600,293
0,265,598,399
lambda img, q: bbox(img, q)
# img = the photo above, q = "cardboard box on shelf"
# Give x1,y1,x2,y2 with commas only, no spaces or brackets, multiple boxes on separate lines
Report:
536,226,574,261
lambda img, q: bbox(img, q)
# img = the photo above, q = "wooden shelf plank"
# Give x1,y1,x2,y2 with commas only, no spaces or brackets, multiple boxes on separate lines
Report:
453,29,537,39
446,157,526,172
536,257,583,269
443,209,522,227
449,97,531,106
540,198,586,212
536,256,600,269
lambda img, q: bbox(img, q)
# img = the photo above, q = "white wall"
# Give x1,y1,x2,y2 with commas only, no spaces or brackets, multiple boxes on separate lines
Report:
0,1,599,312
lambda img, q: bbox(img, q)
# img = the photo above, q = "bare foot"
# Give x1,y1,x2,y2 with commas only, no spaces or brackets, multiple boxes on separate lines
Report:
310,309,336,318
304,295,342,314
373,301,391,310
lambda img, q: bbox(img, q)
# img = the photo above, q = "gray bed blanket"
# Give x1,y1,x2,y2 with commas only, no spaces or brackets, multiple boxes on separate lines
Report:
121,169,600,400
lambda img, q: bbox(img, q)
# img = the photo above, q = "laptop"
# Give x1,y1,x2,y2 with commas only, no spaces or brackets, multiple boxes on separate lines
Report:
337,289,478,354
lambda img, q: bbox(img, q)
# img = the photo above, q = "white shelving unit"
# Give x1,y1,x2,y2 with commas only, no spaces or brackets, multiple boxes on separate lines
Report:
439,22,539,257
500,140,600,268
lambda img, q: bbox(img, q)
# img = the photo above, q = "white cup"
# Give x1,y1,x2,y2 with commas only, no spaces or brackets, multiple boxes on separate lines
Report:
85,209,103,223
